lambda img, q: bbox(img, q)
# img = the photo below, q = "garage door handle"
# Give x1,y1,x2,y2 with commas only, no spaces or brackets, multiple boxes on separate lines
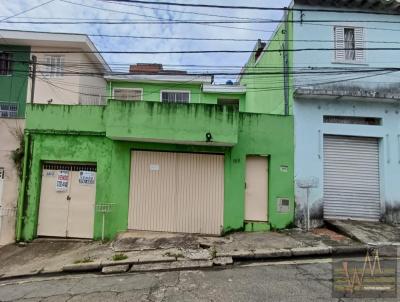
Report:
66,195,71,201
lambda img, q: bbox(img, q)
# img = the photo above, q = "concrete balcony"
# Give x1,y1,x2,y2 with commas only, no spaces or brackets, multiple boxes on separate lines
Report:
105,100,239,146
25,100,239,146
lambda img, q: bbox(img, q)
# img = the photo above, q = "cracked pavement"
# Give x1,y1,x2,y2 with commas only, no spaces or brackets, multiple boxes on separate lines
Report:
0,260,398,302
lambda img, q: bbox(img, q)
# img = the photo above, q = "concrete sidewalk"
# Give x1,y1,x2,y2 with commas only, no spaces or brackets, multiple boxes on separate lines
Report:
326,219,400,245
0,228,364,280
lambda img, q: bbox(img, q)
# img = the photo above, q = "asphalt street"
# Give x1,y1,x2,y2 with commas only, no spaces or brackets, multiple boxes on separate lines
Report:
0,259,398,302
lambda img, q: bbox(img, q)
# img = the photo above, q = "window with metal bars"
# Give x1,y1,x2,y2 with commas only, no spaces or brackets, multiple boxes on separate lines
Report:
113,88,142,101
161,91,190,103
44,55,64,77
217,98,239,109
0,103,18,118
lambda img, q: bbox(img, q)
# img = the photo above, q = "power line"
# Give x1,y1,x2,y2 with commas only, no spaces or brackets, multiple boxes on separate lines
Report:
87,35,400,44
0,0,56,22
3,29,399,44
10,66,400,77
60,0,274,33
98,0,269,21
7,47,400,55
32,70,395,100
102,0,400,16
6,19,400,24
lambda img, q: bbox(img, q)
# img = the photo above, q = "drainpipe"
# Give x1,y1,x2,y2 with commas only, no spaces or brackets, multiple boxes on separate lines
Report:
30,56,37,104
16,132,30,241
283,8,290,116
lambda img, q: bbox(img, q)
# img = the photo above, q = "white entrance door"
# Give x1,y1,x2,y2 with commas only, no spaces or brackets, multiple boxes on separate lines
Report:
37,164,96,238
245,156,268,222
323,135,381,221
129,151,224,235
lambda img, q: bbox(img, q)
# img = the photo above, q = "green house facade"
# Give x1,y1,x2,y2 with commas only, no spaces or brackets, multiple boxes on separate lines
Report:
18,65,294,241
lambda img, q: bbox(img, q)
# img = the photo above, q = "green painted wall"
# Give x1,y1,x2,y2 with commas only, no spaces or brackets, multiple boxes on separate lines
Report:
106,100,238,145
108,81,245,109
240,12,293,115
226,113,294,231
21,103,294,240
26,104,106,133
0,45,30,117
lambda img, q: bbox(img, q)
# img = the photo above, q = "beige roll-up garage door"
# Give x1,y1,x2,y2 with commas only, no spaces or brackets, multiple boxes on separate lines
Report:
323,135,381,221
129,151,224,235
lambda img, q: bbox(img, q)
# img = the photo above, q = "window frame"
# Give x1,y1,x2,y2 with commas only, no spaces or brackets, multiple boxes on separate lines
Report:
0,102,18,118
0,52,12,76
44,55,65,78
217,98,240,108
160,90,191,103
112,87,143,101
333,26,365,64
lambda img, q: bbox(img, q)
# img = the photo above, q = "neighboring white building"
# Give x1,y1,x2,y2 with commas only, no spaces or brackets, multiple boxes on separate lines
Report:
0,29,110,105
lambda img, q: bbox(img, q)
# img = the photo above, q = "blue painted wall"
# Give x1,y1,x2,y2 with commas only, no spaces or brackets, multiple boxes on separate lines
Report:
292,5,400,89
292,5,400,225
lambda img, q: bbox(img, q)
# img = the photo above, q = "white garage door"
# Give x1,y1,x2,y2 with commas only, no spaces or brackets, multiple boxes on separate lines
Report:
129,151,224,235
37,163,96,238
323,135,381,221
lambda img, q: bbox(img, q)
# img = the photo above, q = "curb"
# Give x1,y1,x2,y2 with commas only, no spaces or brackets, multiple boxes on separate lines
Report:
216,246,327,259
0,245,369,280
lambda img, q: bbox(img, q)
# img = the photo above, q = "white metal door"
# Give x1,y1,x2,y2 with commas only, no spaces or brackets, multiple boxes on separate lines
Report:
37,168,70,237
245,156,268,221
129,151,224,235
67,170,96,238
37,164,96,238
323,135,381,221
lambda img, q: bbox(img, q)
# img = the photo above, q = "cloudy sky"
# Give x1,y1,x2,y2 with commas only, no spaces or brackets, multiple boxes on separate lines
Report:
0,0,291,82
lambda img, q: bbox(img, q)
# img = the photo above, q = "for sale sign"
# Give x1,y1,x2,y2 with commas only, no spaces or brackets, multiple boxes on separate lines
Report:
56,170,69,192
79,171,96,185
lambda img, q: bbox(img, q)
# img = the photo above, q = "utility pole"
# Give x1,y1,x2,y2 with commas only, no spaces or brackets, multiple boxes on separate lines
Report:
282,8,290,116
30,55,37,104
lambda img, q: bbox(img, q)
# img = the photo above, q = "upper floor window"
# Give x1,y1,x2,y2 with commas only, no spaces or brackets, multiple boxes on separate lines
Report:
0,102,18,118
218,98,239,109
113,88,142,101
0,52,12,75
334,26,364,63
44,55,64,77
161,91,190,103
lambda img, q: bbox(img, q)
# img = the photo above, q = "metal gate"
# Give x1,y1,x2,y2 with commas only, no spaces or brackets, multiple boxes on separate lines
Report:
129,151,224,235
323,135,381,221
37,163,96,238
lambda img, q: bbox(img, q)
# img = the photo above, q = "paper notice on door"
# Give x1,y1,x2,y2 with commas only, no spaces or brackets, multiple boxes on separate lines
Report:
56,170,69,192
149,164,160,171
79,171,96,185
